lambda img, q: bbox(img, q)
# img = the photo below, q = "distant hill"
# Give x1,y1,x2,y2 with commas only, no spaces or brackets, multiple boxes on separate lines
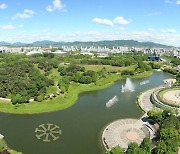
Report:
0,40,173,48
32,40,60,46
0,42,11,46
56,40,173,48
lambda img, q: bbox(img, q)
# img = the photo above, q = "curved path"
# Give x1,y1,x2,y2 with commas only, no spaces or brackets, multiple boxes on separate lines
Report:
138,86,164,112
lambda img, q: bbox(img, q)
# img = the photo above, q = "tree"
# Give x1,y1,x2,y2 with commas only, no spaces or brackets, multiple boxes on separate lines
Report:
43,53,54,58
74,72,81,82
92,72,98,82
150,62,161,69
147,110,163,123
11,94,21,105
126,142,140,154
162,109,173,120
163,67,177,75
153,140,167,154
140,138,151,153
60,86,67,94
37,95,43,102
108,146,124,154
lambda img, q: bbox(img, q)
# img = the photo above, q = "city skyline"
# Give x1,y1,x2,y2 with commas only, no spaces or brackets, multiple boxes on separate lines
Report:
0,0,180,46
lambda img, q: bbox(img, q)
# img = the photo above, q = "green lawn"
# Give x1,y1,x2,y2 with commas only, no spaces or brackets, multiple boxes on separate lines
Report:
46,86,57,94
82,65,135,72
48,69,61,82
0,71,152,114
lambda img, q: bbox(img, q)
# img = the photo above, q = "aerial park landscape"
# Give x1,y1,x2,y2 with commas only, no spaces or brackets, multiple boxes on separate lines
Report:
0,52,179,154
0,0,180,154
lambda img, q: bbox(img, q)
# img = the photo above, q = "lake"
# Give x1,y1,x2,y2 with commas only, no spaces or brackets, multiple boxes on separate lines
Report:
0,71,172,154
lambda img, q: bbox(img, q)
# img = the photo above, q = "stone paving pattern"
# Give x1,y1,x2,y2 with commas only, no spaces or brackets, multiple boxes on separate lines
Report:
102,119,149,150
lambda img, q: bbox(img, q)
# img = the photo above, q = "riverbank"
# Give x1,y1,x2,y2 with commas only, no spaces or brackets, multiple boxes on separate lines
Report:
0,139,22,154
0,71,152,114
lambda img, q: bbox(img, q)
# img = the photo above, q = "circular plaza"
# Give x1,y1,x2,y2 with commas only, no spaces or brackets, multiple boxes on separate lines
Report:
102,119,153,150
157,88,180,108
162,89,180,106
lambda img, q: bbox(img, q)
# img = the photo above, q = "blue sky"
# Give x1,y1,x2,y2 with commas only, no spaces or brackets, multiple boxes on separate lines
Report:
0,0,180,46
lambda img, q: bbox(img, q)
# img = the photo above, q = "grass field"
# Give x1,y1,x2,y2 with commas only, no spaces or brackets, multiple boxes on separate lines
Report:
82,65,135,72
0,71,152,114
46,86,57,94
48,69,61,82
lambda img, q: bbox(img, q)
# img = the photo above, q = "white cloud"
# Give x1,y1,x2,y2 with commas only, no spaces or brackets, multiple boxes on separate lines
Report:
0,24,15,30
46,6,53,12
119,27,125,30
177,0,180,4
24,9,34,14
113,16,131,25
13,9,35,19
0,24,23,30
165,0,173,3
46,0,66,12
17,25,24,28
0,3,7,9
148,28,155,32
161,29,177,33
42,29,51,35
93,16,131,26
146,12,161,17
92,18,114,26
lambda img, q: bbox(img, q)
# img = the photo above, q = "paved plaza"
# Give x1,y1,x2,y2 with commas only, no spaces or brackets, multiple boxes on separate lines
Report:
102,119,153,150
163,90,180,106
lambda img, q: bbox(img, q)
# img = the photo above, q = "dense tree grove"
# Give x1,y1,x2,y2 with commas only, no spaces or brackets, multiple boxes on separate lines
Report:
0,54,54,104
1,52,176,105
148,110,180,154
108,138,152,154
38,59,58,72
170,57,180,66
108,110,180,154
163,67,178,75
150,62,161,69
58,65,107,93
80,53,148,68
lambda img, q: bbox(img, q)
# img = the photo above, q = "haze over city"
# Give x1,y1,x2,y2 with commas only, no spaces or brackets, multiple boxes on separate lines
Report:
1,0,180,46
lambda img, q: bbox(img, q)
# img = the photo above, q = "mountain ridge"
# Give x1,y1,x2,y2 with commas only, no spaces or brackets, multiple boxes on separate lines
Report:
0,40,174,48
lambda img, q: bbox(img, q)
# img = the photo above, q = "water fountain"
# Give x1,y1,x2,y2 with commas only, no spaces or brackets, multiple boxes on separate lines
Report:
140,80,149,85
106,96,118,107
121,78,134,92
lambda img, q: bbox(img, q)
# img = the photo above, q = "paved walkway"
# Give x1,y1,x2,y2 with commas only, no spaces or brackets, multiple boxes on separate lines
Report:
0,97,11,103
138,86,164,112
